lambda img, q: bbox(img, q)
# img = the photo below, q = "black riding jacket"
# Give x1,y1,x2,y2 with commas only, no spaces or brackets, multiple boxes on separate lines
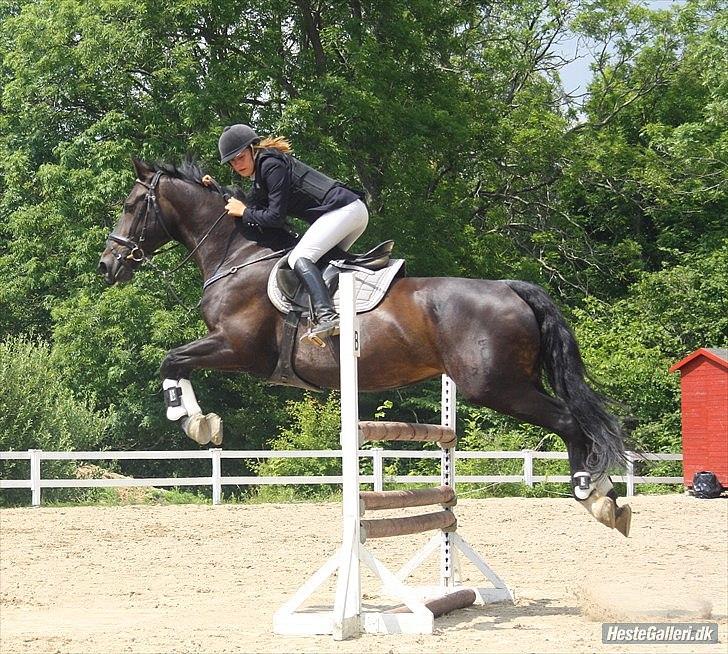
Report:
242,148,361,228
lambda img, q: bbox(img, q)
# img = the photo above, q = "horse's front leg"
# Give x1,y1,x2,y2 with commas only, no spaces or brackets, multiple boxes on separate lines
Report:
160,333,234,446
567,441,632,537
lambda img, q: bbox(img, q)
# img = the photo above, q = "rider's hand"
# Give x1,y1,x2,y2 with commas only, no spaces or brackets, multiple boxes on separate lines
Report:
201,175,216,187
225,197,247,217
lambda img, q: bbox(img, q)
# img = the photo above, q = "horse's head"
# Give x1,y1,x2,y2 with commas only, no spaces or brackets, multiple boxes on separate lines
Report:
98,159,177,285
99,157,298,287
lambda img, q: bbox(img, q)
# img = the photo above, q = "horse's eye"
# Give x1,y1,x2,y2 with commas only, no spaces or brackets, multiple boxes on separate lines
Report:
123,203,134,212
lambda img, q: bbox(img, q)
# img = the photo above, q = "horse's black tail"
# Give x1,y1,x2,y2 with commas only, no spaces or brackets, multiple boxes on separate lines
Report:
503,280,627,473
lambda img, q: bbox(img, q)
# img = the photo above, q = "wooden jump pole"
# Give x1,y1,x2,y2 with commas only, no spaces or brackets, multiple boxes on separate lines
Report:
273,273,512,639
360,485,456,511
361,510,457,541
386,588,477,617
359,421,457,448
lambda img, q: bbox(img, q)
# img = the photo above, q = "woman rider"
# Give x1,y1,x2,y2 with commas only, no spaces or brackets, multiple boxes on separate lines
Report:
203,124,368,343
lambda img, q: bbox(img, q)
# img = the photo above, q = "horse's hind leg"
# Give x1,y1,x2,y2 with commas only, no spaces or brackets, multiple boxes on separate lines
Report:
566,437,631,536
460,379,631,536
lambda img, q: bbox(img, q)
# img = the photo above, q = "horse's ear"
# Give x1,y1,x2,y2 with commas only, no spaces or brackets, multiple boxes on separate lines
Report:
132,157,152,180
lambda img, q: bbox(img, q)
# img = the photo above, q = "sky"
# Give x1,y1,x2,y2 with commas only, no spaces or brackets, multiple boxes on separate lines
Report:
557,0,686,94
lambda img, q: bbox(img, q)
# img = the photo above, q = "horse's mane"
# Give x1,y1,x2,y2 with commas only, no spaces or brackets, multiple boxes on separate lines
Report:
149,158,298,251
152,159,207,186
151,158,238,200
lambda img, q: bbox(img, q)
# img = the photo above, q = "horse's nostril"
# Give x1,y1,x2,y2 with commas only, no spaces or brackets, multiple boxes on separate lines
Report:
98,261,107,275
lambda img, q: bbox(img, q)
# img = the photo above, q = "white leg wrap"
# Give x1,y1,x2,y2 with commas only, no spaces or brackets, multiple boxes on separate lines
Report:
573,472,614,500
178,378,202,416
573,472,594,500
163,379,187,421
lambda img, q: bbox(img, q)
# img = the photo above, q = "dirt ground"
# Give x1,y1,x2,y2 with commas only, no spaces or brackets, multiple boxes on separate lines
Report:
1,495,726,654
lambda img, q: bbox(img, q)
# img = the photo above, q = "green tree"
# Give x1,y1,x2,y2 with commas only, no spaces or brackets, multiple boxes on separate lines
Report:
1,0,725,494
574,243,728,452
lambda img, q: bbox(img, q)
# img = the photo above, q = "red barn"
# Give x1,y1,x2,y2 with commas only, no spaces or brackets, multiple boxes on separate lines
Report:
669,348,728,488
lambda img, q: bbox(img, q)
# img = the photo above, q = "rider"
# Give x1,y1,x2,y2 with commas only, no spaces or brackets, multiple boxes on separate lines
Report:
202,124,368,342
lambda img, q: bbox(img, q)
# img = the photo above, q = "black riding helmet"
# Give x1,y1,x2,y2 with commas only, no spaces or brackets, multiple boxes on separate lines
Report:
218,124,261,164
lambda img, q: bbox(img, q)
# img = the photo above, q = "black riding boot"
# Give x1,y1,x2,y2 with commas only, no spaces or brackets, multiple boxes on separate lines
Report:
293,258,340,342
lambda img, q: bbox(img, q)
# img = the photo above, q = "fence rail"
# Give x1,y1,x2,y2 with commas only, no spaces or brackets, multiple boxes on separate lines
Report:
0,449,683,506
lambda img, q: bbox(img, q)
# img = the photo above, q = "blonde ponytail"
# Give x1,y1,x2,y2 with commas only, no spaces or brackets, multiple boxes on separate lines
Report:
254,136,293,153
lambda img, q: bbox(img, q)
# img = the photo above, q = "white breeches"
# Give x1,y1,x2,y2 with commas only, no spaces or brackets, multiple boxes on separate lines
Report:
288,199,369,267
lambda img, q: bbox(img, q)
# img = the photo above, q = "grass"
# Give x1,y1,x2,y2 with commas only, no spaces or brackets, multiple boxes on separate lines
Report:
1,486,211,508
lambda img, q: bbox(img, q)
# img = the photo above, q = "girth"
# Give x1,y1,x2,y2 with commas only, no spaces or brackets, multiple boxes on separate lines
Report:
268,240,396,390
269,312,323,391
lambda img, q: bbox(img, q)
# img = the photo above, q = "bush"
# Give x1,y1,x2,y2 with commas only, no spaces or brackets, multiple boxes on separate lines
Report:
0,335,111,505
252,392,343,501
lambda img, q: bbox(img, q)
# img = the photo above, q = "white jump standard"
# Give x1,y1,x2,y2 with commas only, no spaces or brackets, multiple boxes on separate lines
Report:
273,273,513,639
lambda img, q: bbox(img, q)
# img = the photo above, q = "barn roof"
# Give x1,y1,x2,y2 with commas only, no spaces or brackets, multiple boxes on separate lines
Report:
669,347,728,372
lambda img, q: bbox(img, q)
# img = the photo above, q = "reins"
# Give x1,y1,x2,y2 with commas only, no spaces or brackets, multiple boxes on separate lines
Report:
163,208,229,276
202,249,292,290
106,172,292,303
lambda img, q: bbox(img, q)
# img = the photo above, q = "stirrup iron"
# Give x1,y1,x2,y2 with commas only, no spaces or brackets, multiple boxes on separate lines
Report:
301,330,327,348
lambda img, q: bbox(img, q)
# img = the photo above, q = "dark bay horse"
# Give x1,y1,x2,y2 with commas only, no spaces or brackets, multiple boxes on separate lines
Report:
98,159,631,535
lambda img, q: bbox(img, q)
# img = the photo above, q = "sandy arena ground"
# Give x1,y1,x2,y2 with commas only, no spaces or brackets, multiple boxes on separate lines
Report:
1,495,726,654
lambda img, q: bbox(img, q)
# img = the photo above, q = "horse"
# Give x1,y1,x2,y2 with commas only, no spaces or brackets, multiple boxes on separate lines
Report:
98,158,632,536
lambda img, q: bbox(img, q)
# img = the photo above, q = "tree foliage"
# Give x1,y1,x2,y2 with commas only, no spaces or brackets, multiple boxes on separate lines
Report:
0,0,726,495
0,335,110,503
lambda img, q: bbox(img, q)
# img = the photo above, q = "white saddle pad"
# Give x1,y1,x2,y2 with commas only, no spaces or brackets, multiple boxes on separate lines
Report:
267,258,405,315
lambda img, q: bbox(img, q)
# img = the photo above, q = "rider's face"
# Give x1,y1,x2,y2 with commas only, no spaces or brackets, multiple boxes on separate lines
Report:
230,147,255,177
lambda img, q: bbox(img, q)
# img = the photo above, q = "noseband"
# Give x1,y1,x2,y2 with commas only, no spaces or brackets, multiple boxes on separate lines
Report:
108,171,175,266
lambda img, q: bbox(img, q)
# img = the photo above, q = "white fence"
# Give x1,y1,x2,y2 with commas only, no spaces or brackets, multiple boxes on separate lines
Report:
0,449,683,507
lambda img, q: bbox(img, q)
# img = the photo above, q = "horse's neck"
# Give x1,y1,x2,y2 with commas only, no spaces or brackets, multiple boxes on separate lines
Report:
167,190,272,282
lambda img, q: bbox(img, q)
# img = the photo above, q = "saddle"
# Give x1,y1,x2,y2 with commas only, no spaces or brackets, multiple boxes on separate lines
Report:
267,240,405,391
270,240,400,315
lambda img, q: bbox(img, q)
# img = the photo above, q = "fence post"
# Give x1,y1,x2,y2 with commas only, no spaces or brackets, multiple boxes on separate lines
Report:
372,447,384,491
210,448,222,505
625,451,635,497
29,449,42,507
523,449,534,488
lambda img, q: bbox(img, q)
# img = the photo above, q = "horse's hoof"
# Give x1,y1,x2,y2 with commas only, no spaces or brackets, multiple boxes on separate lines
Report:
593,496,617,528
615,504,632,537
184,413,211,445
206,413,223,446
580,495,616,529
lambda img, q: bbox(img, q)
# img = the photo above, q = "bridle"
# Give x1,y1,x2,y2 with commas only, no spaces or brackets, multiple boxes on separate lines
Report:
107,171,229,275
106,171,293,294
107,171,176,267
